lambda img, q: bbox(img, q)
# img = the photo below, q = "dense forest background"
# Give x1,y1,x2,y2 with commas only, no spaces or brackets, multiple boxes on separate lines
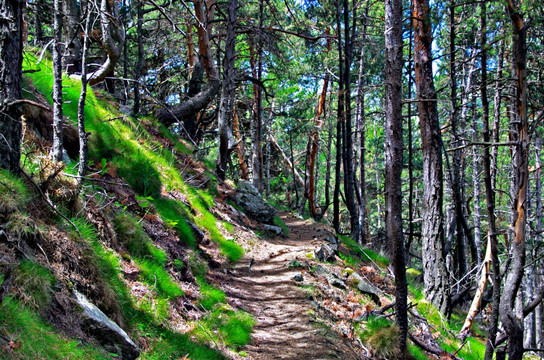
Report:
1,0,544,358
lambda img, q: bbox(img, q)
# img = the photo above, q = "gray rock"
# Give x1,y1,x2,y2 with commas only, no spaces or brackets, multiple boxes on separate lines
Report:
350,273,381,304
325,236,339,252
314,243,336,262
313,265,346,289
292,273,304,282
287,260,305,269
235,180,277,224
74,290,140,360
263,224,285,237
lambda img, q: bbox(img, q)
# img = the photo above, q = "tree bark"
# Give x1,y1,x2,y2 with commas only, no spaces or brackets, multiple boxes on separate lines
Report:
413,0,450,315
0,0,23,172
500,2,529,358
233,108,248,180
384,0,408,352
251,0,264,193
77,0,91,189
52,0,64,161
62,0,82,74
133,0,144,115
215,0,237,181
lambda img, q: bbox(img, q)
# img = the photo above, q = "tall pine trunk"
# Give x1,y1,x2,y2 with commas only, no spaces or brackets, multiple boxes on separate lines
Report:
384,0,408,352
413,0,450,315
500,1,529,358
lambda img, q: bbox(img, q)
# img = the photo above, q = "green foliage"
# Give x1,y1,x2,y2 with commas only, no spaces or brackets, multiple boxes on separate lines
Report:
14,260,55,310
0,169,30,213
0,296,108,359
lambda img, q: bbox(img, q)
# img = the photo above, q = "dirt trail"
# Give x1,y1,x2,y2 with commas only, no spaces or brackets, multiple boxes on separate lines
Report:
217,212,363,360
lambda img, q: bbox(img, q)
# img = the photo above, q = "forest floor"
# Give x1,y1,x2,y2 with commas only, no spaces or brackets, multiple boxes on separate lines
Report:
212,211,366,360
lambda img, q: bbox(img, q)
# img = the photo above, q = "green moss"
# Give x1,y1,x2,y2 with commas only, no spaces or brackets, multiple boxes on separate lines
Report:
0,296,109,359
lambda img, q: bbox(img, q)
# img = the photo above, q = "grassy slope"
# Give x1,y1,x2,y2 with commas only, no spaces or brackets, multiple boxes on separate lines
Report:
0,51,254,359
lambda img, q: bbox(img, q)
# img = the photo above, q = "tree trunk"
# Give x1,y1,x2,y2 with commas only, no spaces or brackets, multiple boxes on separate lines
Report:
233,109,249,180
306,71,329,219
216,0,237,181
356,2,369,245
251,0,264,193
534,136,543,351
384,0,408,352
500,2,529,358
77,0,91,189
52,0,64,161
413,0,450,315
156,0,220,137
0,0,23,172
482,6,502,357
62,0,82,74
333,0,344,233
341,0,359,240
133,0,144,115
87,0,125,86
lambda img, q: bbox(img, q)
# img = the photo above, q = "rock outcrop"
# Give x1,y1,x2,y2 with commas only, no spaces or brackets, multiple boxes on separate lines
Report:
235,180,276,224
74,290,140,360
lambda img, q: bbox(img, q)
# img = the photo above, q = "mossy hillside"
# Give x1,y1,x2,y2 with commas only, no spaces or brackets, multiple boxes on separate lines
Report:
22,50,243,262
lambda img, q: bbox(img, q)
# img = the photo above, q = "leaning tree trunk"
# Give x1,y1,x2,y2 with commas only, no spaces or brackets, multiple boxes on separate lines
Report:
384,0,408,352
155,0,220,138
215,0,237,181
500,1,529,359
0,0,24,172
87,0,125,86
413,0,450,315
52,0,64,161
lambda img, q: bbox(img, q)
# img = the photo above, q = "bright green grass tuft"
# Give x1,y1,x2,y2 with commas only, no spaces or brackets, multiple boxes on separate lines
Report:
359,317,401,359
197,276,226,310
14,260,56,310
0,296,109,359
0,169,31,213
408,341,429,360
116,152,162,197
152,197,197,248
113,211,168,265
135,258,183,299
339,235,389,267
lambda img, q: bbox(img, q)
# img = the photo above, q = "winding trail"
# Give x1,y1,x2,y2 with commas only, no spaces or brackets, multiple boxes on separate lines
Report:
216,212,363,360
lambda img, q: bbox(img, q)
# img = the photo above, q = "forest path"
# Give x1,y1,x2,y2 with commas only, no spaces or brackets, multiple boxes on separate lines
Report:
217,211,362,360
